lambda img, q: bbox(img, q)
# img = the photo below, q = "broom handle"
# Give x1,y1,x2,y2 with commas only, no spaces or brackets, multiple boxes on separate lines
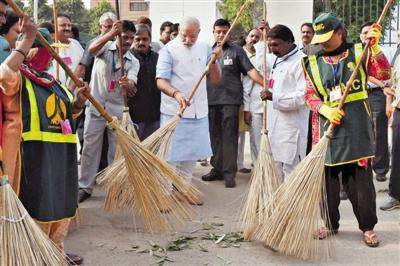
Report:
262,1,268,131
114,0,128,107
6,0,115,123
326,0,393,136
52,0,59,80
179,0,252,114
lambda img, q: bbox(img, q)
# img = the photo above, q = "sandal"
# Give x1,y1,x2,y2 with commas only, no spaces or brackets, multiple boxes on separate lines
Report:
364,230,379,247
315,227,338,240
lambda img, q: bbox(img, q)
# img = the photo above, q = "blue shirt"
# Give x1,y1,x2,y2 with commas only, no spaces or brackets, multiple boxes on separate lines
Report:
0,36,11,64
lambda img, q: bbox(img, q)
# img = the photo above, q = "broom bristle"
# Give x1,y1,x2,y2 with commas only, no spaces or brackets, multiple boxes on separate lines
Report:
98,119,200,232
255,135,334,260
0,178,68,265
240,132,281,240
141,115,180,159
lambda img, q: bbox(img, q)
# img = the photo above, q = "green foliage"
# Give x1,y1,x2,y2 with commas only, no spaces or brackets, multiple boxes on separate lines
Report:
218,0,264,40
314,0,400,42
89,0,115,36
25,0,52,23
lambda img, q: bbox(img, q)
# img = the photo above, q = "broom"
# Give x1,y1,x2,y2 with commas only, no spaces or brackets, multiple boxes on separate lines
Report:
240,2,281,241
255,0,393,260
6,0,198,232
0,159,68,265
98,0,255,210
141,0,255,159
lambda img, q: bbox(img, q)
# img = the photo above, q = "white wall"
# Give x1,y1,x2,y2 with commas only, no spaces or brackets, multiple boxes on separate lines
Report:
148,0,220,44
266,0,313,47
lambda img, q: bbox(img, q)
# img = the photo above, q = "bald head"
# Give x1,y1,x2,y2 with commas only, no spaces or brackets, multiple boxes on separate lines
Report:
179,17,200,47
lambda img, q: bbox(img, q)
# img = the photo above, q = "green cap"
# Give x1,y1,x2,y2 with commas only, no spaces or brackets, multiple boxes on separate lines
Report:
311,12,341,44
17,28,53,48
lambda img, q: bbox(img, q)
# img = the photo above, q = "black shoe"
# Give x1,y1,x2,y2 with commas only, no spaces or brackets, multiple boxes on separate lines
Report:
201,170,223,181
78,190,91,203
238,168,251,174
225,179,236,188
376,174,387,182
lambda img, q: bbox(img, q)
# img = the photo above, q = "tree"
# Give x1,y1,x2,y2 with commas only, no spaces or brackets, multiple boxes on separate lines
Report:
218,0,264,40
55,0,90,41
25,0,52,23
314,0,400,42
89,0,115,36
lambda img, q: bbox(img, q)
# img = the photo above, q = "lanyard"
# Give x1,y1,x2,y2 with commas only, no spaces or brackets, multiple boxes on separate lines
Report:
327,56,342,86
271,48,298,76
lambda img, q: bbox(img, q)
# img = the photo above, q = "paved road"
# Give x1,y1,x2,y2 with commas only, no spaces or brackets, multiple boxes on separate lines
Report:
66,160,399,265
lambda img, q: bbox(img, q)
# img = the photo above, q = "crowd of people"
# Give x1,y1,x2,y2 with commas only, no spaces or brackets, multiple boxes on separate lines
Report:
0,0,399,263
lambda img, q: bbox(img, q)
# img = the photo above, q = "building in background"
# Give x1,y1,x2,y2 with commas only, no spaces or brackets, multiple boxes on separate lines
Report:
90,0,149,21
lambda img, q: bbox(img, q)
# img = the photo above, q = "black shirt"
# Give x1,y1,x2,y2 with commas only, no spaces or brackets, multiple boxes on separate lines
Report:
207,42,254,106
128,49,160,123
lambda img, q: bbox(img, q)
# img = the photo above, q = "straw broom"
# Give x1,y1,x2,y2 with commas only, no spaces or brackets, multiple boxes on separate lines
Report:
6,0,198,232
240,2,281,241
255,0,393,260
0,160,68,265
98,0,255,210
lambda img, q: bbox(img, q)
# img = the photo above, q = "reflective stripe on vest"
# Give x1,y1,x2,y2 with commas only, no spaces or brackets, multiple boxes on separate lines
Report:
308,43,368,107
22,79,77,143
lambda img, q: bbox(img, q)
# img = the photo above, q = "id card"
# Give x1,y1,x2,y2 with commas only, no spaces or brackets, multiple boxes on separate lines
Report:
108,80,117,92
223,57,233,65
329,87,342,102
63,56,72,65
268,79,275,89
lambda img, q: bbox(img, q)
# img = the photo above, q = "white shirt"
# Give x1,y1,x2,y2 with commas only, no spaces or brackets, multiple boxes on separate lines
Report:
48,38,84,85
156,38,212,119
243,45,266,114
261,47,309,164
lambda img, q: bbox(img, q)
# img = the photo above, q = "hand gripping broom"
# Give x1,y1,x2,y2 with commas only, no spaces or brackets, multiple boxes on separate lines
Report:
240,1,281,241
97,0,255,210
6,0,198,232
141,0,255,159
255,0,393,260
0,154,68,265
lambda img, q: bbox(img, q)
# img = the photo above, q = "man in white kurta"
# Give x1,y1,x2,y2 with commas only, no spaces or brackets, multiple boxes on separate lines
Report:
156,17,221,195
259,24,309,180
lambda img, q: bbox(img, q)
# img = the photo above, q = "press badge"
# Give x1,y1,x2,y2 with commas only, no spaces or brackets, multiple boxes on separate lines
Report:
60,119,72,135
329,87,342,102
63,56,72,66
108,80,117,92
223,56,233,65
268,79,275,89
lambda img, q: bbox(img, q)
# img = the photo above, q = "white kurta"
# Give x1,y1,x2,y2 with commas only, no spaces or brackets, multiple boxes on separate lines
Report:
261,47,309,165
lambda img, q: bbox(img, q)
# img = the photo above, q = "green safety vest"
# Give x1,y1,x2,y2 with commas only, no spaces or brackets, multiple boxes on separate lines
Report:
303,43,374,166
19,73,78,222
21,76,77,143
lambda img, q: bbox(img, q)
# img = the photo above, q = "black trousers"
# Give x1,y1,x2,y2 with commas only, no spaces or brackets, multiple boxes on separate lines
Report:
389,108,400,200
368,89,390,175
209,105,240,180
325,163,377,232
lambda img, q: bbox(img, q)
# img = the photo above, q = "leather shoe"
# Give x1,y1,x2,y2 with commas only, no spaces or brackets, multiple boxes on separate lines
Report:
375,174,387,182
201,170,223,181
78,190,91,203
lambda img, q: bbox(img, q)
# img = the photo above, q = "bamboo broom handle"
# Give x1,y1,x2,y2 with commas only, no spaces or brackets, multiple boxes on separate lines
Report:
262,1,268,131
52,0,59,80
180,0,253,114
114,0,129,108
6,0,114,123
326,0,393,136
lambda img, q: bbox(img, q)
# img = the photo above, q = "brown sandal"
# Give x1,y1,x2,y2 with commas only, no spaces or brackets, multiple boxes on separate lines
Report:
364,231,379,247
315,227,338,240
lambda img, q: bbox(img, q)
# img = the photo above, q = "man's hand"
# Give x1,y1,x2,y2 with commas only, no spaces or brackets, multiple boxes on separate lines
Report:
367,23,382,55
174,91,190,111
19,15,37,41
383,86,395,96
119,75,137,97
212,46,223,59
258,19,270,31
111,20,123,37
386,99,394,119
75,82,89,107
244,111,252,126
260,89,272,101
319,105,345,126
